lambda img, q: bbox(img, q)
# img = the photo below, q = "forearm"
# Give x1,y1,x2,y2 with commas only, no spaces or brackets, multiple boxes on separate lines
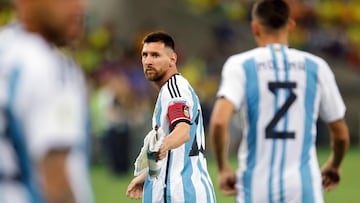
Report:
137,171,147,182
329,135,349,168
211,125,231,171
40,150,76,203
163,122,190,150
328,119,350,168
209,98,234,172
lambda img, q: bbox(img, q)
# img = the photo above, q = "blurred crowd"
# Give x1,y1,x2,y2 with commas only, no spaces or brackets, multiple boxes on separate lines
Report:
1,0,359,175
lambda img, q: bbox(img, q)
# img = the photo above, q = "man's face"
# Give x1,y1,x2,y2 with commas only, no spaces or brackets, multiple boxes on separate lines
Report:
141,42,175,82
32,0,86,46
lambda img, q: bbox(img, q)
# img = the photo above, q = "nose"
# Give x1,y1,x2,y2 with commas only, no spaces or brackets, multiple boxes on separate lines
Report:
142,56,152,65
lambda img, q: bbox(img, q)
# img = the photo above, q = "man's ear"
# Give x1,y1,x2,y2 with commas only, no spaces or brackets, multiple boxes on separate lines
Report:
251,21,261,37
288,18,296,33
169,52,177,67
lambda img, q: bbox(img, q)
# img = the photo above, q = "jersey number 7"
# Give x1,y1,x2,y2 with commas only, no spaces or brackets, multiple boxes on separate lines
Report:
189,110,205,156
266,81,297,139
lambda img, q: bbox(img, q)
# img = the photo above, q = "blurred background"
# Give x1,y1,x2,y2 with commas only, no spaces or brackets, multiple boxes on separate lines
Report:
1,0,360,202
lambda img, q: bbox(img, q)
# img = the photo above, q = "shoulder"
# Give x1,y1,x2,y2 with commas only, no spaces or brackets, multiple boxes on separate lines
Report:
161,74,194,100
1,28,63,80
224,47,269,68
289,48,329,67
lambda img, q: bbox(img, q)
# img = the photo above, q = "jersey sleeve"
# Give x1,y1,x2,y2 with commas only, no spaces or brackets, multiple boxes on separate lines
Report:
216,56,246,110
318,61,346,123
18,51,86,160
167,98,191,129
162,76,194,130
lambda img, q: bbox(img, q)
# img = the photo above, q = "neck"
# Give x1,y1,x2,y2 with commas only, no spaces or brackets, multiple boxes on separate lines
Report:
155,67,178,89
257,33,289,47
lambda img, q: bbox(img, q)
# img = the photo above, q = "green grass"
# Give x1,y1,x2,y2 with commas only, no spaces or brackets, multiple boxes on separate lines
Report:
91,147,360,203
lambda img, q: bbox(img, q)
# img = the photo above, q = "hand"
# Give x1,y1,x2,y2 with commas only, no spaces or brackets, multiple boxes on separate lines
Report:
126,173,146,199
153,141,169,160
321,162,341,192
148,126,167,160
218,167,237,196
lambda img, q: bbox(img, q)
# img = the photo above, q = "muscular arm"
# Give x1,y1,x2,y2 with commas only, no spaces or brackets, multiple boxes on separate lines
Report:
209,98,237,195
39,149,76,203
327,119,349,168
321,119,350,191
209,98,234,171
156,122,190,159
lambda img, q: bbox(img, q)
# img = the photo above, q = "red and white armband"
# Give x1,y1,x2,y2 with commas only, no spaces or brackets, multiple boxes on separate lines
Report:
167,100,191,129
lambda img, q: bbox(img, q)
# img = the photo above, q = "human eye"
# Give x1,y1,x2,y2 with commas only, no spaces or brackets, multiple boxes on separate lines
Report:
151,52,160,58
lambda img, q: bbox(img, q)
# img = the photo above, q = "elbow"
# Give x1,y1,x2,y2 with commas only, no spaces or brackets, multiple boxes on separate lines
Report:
184,133,190,142
330,120,350,148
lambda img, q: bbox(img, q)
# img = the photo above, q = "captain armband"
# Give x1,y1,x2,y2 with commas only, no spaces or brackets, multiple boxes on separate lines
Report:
167,100,191,129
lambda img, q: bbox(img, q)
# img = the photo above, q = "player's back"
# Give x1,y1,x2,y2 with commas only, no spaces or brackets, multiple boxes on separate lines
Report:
227,44,343,203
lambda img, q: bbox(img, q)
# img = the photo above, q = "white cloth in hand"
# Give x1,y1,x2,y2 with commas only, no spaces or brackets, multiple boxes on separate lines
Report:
134,127,165,179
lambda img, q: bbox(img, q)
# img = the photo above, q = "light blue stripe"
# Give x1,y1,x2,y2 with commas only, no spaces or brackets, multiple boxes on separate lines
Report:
243,58,259,203
166,151,173,203
6,67,43,203
160,88,173,203
301,58,318,203
197,161,211,203
198,106,216,203
279,46,289,203
268,45,280,203
143,176,153,203
191,87,216,202
144,89,164,202
0,47,4,203
181,86,198,202
156,89,164,126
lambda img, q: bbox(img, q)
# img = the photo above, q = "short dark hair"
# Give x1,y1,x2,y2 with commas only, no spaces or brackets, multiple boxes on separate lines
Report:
142,31,175,51
252,0,290,30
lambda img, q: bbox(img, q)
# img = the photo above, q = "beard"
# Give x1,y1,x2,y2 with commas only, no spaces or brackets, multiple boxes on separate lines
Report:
144,69,163,82
40,16,84,47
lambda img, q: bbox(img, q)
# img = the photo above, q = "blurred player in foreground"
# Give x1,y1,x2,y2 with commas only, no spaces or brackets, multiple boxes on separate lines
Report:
209,0,350,202
0,0,94,202
126,31,216,203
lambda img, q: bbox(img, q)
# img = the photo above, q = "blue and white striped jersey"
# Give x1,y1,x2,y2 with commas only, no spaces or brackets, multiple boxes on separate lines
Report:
144,74,216,203
0,23,93,203
217,44,346,203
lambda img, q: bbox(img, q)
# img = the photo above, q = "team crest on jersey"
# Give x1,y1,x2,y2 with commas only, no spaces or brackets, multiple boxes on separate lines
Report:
183,105,190,119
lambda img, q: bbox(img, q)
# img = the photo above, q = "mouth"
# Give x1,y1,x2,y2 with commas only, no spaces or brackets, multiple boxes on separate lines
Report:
145,68,155,74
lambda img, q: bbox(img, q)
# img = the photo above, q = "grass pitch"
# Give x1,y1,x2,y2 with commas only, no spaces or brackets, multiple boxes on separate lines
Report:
91,147,360,203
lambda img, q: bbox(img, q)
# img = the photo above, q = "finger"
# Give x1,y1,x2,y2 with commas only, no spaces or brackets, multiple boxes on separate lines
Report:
126,186,133,197
324,182,339,192
126,191,134,198
128,191,138,199
221,188,237,196
134,189,140,199
322,176,329,187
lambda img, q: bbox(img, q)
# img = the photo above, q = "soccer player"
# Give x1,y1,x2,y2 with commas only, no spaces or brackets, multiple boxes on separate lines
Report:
209,1,350,203
126,31,216,203
0,0,93,202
